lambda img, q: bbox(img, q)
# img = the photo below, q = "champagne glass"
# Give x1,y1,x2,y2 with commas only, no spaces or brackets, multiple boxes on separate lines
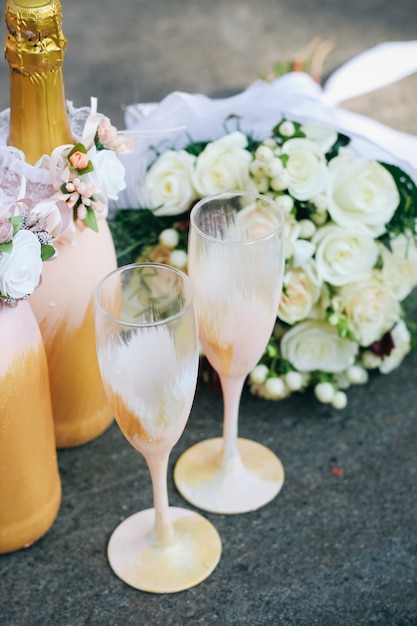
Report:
174,192,285,514
94,263,221,593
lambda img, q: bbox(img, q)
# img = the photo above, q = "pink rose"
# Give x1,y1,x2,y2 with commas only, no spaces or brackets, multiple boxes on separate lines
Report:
0,218,13,244
69,151,90,170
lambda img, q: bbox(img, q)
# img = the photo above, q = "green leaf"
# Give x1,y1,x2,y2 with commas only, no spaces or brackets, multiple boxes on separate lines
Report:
69,142,88,156
325,132,350,160
245,135,262,153
40,244,56,261
0,241,12,254
184,141,209,157
9,215,23,235
83,207,99,232
382,163,417,240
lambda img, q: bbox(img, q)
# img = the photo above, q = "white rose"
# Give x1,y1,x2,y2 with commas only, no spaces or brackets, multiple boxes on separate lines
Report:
281,138,328,201
87,147,126,201
280,320,358,373
192,131,252,196
327,153,400,236
0,229,42,299
313,223,378,286
336,274,400,347
300,121,338,153
145,150,196,216
278,261,321,324
378,319,411,374
235,201,283,240
379,235,417,300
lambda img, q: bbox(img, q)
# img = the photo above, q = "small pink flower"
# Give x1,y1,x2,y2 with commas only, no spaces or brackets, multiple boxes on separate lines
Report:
0,218,13,244
69,151,89,171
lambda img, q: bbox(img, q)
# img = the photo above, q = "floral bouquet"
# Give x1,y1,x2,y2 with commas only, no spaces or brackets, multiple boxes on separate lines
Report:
110,67,417,409
0,100,132,307
0,191,56,307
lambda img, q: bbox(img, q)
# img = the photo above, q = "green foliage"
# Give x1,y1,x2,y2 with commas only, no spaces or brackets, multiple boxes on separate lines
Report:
383,163,417,240
109,208,183,266
40,244,56,261
259,336,293,376
184,140,209,157
83,206,99,232
0,241,12,254
401,292,417,351
9,216,23,235
325,132,350,160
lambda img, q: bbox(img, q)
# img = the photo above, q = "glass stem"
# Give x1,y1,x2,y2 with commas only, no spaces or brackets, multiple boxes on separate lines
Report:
219,374,246,471
145,451,175,547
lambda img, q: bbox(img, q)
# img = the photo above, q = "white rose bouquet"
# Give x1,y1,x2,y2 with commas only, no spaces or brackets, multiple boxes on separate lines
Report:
110,116,417,409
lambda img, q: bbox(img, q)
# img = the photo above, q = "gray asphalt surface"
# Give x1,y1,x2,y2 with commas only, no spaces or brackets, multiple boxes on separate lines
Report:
0,2,416,625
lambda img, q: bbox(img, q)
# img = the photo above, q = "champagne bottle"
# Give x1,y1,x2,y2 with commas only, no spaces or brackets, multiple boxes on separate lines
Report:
0,301,62,553
5,0,116,448
5,0,73,164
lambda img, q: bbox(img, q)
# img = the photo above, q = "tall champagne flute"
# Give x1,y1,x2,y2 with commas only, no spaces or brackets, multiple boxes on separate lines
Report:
94,263,221,593
174,192,285,514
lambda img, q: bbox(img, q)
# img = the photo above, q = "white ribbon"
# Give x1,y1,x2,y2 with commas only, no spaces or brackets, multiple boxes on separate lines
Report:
81,96,101,147
322,40,417,105
116,41,417,210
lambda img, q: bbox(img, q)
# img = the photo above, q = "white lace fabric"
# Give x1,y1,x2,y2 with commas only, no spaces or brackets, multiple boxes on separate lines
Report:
0,102,91,203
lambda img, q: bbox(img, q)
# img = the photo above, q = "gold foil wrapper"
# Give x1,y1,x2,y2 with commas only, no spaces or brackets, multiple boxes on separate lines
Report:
5,0,68,71
5,0,73,164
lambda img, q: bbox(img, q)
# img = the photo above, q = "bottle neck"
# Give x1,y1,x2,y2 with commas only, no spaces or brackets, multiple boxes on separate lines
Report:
5,0,73,165
8,67,73,165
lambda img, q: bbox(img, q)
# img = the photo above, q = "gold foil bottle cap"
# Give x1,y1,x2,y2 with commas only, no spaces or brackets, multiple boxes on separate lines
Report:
5,0,68,72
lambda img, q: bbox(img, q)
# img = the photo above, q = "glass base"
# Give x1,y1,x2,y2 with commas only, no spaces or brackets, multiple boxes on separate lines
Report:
174,437,284,514
107,506,221,593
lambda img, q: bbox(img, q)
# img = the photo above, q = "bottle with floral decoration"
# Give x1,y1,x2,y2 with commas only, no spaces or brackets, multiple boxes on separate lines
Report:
4,0,131,447
0,192,61,553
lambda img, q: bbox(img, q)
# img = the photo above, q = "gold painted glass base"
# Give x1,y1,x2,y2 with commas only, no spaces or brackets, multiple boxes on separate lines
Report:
107,506,222,593
174,437,284,514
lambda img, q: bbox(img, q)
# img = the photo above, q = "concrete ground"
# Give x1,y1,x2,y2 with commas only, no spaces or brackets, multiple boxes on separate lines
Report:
0,1,417,625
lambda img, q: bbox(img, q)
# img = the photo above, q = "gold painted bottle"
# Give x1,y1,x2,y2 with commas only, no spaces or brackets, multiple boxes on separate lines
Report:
5,0,115,447
0,301,61,554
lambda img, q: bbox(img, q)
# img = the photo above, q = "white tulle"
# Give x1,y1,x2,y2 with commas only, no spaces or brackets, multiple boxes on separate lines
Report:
115,41,417,211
